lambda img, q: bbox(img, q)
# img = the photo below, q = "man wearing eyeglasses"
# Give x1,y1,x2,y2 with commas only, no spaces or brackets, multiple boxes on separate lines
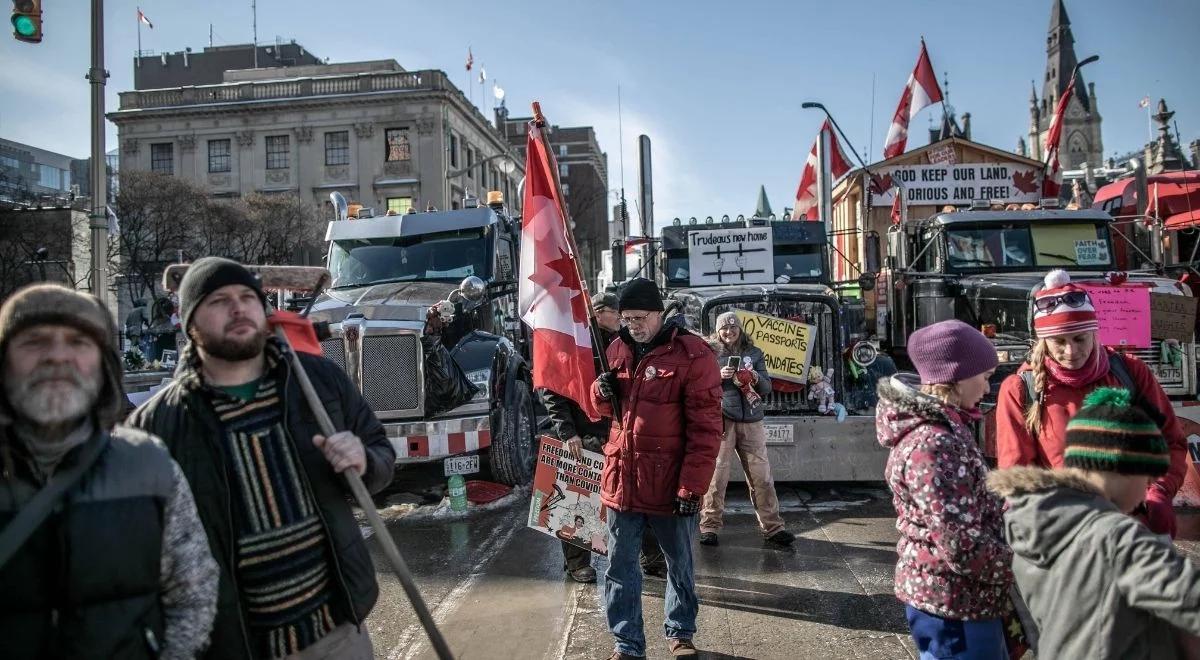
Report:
591,278,723,659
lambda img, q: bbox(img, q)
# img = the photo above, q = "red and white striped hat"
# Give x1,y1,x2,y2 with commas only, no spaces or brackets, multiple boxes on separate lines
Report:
1033,269,1099,338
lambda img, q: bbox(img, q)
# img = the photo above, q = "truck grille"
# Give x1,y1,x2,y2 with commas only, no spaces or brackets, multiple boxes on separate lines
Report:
362,335,421,414
762,390,812,413
1122,341,1188,396
320,338,346,372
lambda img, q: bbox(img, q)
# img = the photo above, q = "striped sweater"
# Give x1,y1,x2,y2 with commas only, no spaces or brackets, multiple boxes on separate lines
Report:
211,377,340,658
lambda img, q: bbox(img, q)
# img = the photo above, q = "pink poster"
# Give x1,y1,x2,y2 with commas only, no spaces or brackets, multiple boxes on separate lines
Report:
1081,285,1152,348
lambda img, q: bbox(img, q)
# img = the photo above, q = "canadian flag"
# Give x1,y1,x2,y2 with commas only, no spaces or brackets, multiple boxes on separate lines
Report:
518,123,602,421
137,9,154,28
791,120,852,221
882,40,943,159
1042,73,1077,198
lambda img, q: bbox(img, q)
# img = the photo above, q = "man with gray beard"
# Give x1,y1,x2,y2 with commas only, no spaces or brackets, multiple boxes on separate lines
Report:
0,283,218,659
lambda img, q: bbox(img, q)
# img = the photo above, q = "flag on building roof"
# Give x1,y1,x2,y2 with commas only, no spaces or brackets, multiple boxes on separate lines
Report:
493,82,505,101
1043,71,1077,198
465,47,473,71
791,120,852,221
518,121,602,422
1139,96,1151,109
137,8,154,28
882,40,943,159
479,66,487,85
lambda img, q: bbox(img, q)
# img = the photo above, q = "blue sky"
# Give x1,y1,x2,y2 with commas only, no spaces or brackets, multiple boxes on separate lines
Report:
2,0,1196,230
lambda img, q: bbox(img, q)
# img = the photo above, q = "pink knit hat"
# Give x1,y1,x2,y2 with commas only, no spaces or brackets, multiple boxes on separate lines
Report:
1033,270,1099,338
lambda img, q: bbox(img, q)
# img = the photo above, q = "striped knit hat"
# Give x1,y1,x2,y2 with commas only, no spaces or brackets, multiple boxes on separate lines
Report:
1064,387,1169,476
1033,269,1099,338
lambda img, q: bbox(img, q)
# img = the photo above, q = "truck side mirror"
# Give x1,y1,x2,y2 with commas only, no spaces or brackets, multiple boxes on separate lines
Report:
864,231,882,274
610,240,626,284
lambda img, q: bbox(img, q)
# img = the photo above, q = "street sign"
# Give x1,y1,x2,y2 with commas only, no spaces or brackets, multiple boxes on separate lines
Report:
687,226,774,286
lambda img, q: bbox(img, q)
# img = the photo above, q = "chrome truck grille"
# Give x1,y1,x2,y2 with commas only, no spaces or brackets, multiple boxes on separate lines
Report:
1122,340,1193,397
320,332,423,418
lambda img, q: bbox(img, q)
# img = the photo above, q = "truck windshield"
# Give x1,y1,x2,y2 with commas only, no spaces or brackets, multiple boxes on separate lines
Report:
945,223,1111,269
328,228,491,288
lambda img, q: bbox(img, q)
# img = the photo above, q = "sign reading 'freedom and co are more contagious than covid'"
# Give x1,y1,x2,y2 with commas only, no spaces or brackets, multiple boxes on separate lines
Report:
733,309,816,384
687,227,774,286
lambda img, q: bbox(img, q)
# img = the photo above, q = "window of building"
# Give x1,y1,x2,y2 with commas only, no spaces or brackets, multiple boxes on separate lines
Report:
466,147,474,180
385,128,411,162
386,196,413,215
266,135,290,169
150,143,173,174
37,164,63,189
558,145,567,157
208,139,231,173
449,133,459,168
0,154,19,169
559,163,569,179
325,131,349,166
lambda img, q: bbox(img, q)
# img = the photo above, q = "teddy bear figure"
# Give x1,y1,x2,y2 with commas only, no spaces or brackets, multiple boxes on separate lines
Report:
807,366,836,415
733,355,762,409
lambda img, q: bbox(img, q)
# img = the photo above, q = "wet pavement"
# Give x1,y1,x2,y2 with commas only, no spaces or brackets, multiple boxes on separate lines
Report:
364,484,916,660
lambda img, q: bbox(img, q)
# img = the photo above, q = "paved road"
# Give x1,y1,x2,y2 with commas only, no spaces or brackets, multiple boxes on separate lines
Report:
364,484,916,660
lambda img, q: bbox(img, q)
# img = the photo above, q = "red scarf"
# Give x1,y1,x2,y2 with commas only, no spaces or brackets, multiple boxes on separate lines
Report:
1044,345,1110,390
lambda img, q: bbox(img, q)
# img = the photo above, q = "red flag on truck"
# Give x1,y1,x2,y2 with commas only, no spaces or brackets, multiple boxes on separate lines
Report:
518,122,602,421
882,40,943,159
1042,73,1077,199
792,119,852,221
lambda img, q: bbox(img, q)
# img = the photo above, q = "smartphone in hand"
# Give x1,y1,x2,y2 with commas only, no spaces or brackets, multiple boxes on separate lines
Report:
726,356,740,370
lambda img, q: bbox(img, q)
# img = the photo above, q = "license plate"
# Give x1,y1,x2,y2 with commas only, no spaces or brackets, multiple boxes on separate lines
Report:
763,424,794,445
1159,367,1182,381
444,455,479,476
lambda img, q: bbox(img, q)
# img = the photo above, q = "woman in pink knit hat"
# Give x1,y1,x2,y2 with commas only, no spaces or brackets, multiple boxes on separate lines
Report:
877,319,1011,659
993,269,1188,537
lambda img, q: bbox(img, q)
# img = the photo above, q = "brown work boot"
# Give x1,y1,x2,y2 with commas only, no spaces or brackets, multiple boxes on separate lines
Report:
668,638,698,657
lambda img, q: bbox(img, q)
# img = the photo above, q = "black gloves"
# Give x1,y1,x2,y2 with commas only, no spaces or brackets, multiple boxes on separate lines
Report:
594,370,617,400
673,495,701,517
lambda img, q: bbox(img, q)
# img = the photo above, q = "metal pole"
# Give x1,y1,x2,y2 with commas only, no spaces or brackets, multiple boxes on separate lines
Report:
818,125,833,224
89,0,109,306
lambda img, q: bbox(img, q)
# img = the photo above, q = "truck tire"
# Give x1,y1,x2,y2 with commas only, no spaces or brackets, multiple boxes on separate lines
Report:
488,379,536,485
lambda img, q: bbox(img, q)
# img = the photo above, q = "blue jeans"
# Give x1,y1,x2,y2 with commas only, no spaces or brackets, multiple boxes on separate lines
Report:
905,605,1006,660
604,509,698,656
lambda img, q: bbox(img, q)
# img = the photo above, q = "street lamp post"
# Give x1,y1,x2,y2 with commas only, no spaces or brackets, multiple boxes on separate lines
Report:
445,153,519,207
88,0,109,306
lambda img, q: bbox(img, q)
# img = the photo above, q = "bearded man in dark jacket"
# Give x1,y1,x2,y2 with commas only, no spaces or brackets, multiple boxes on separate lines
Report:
127,258,395,660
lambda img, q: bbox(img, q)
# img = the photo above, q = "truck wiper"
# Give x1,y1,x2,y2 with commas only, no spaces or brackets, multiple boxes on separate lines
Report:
1037,252,1078,265
949,257,992,265
329,275,419,289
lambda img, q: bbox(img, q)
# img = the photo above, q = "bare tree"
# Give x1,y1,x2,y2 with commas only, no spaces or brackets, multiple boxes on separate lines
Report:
236,193,325,265
112,170,208,303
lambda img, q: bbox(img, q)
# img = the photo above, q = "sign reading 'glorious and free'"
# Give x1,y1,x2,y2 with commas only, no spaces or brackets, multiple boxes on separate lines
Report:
869,163,1042,206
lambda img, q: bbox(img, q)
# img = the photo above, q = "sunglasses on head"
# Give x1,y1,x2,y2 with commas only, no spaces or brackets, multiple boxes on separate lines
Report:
1034,290,1090,313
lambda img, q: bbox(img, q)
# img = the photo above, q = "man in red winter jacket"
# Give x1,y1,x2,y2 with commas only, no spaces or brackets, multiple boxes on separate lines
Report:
591,278,722,660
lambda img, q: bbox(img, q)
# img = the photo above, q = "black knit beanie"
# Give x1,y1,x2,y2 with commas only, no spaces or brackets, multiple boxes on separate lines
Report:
1064,387,1170,476
178,257,266,330
617,277,663,312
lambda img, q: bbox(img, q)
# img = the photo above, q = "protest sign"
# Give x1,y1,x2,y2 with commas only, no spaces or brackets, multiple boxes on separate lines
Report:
733,310,816,383
528,436,608,556
687,227,774,286
1151,293,1198,342
869,163,1041,206
1082,285,1151,348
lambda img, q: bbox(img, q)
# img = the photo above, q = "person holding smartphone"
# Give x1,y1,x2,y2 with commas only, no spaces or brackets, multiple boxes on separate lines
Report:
698,311,794,548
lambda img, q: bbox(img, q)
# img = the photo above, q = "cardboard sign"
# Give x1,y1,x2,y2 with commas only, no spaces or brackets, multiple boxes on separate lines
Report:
928,144,957,165
1073,240,1110,266
1082,285,1152,348
528,436,608,556
1151,293,1198,342
869,163,1041,205
733,309,815,383
687,227,774,286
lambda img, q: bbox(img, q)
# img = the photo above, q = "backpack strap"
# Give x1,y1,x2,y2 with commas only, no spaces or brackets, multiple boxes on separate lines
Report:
1107,352,1166,430
1020,370,1037,412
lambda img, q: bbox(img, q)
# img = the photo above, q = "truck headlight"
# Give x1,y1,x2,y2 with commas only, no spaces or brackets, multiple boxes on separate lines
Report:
996,350,1010,363
466,369,490,399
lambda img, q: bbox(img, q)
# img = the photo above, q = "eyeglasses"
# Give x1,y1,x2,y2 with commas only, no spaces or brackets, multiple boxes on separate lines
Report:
619,312,655,326
1034,290,1090,313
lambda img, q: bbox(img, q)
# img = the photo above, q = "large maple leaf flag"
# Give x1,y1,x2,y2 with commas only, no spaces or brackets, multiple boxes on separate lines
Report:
792,119,853,221
882,40,943,159
518,123,602,421
1042,73,1076,199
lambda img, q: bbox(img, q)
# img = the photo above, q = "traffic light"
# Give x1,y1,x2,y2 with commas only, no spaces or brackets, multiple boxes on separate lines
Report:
11,0,42,43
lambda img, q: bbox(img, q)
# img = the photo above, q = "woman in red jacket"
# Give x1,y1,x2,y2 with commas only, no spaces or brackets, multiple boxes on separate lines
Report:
994,270,1188,536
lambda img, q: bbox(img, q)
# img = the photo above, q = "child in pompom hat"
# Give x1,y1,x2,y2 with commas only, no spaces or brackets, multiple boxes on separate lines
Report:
988,387,1200,660
876,320,1012,659
994,269,1188,537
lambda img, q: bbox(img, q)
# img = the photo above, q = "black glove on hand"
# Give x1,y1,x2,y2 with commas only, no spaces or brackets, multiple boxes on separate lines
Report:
673,495,701,517
594,370,617,400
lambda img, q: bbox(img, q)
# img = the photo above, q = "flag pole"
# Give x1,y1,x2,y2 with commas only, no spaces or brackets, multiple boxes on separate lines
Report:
530,102,617,404
136,6,141,64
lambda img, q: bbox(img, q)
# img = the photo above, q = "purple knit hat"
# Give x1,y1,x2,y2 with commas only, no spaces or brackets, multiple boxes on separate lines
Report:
908,320,998,385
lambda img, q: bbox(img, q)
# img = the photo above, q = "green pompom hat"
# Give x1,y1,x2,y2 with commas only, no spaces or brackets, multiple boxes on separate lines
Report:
1064,387,1169,476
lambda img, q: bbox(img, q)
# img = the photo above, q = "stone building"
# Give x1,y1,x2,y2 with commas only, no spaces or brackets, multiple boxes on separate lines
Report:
1025,0,1104,171
497,106,610,284
109,52,523,221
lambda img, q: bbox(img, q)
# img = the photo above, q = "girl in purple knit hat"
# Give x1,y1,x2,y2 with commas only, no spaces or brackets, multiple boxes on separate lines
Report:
876,319,1012,659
